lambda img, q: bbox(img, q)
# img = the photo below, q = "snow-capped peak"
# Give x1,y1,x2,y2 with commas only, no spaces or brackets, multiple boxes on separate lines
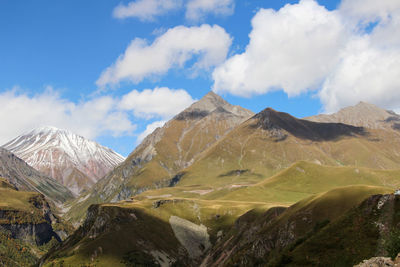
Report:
2,126,125,196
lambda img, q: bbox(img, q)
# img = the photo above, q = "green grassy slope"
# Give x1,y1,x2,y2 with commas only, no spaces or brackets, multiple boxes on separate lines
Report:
176,109,400,193
204,185,393,266
277,192,400,266
133,161,400,209
42,159,400,267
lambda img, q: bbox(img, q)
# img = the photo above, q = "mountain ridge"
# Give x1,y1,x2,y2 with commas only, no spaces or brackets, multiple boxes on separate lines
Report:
0,147,73,204
307,101,400,130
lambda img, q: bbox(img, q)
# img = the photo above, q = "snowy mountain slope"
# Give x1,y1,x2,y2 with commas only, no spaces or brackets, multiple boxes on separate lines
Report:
3,126,125,195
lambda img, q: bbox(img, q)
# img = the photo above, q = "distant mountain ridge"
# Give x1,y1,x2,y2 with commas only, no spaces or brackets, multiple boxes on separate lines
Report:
3,126,125,195
0,148,73,204
307,101,400,130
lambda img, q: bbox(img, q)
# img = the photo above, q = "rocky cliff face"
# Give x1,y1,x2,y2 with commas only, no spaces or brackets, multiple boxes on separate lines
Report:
3,126,125,195
0,148,73,204
0,191,65,245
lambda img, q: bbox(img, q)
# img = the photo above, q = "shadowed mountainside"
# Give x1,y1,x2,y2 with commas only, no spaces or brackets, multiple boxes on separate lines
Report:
0,148,73,204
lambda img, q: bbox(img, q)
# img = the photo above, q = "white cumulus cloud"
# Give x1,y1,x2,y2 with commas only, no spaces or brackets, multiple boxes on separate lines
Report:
212,0,348,97
113,0,182,21
0,86,196,146
0,88,136,145
120,87,195,119
339,0,400,24
319,7,400,112
97,24,232,87
212,0,400,112
186,0,235,21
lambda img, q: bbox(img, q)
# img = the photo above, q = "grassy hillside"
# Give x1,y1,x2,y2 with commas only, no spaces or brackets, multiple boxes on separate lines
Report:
65,106,400,225
132,161,400,208
0,178,72,266
42,159,400,266
274,192,400,266
172,109,400,194
204,185,394,266
0,177,48,224
42,198,270,266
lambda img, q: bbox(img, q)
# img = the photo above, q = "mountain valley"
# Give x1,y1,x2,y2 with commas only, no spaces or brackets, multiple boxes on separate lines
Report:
2,92,400,266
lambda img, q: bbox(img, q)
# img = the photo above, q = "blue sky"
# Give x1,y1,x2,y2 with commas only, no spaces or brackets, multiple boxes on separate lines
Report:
1,0,399,156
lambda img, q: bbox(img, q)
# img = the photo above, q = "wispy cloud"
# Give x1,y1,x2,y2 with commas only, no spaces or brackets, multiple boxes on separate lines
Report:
113,0,182,21
113,0,235,22
186,0,234,21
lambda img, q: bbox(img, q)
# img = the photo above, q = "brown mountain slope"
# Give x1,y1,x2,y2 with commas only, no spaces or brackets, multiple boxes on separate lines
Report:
175,107,400,189
65,92,254,223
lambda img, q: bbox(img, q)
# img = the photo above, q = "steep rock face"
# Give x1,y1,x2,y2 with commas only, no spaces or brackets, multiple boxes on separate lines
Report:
3,126,125,195
307,101,400,130
0,222,59,246
0,148,73,204
66,92,254,222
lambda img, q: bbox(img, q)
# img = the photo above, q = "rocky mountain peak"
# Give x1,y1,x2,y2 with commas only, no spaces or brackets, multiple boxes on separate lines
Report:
186,91,228,112
307,102,400,129
175,91,253,121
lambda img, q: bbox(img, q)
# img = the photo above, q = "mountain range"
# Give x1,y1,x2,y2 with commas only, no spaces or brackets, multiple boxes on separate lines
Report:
3,91,400,266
